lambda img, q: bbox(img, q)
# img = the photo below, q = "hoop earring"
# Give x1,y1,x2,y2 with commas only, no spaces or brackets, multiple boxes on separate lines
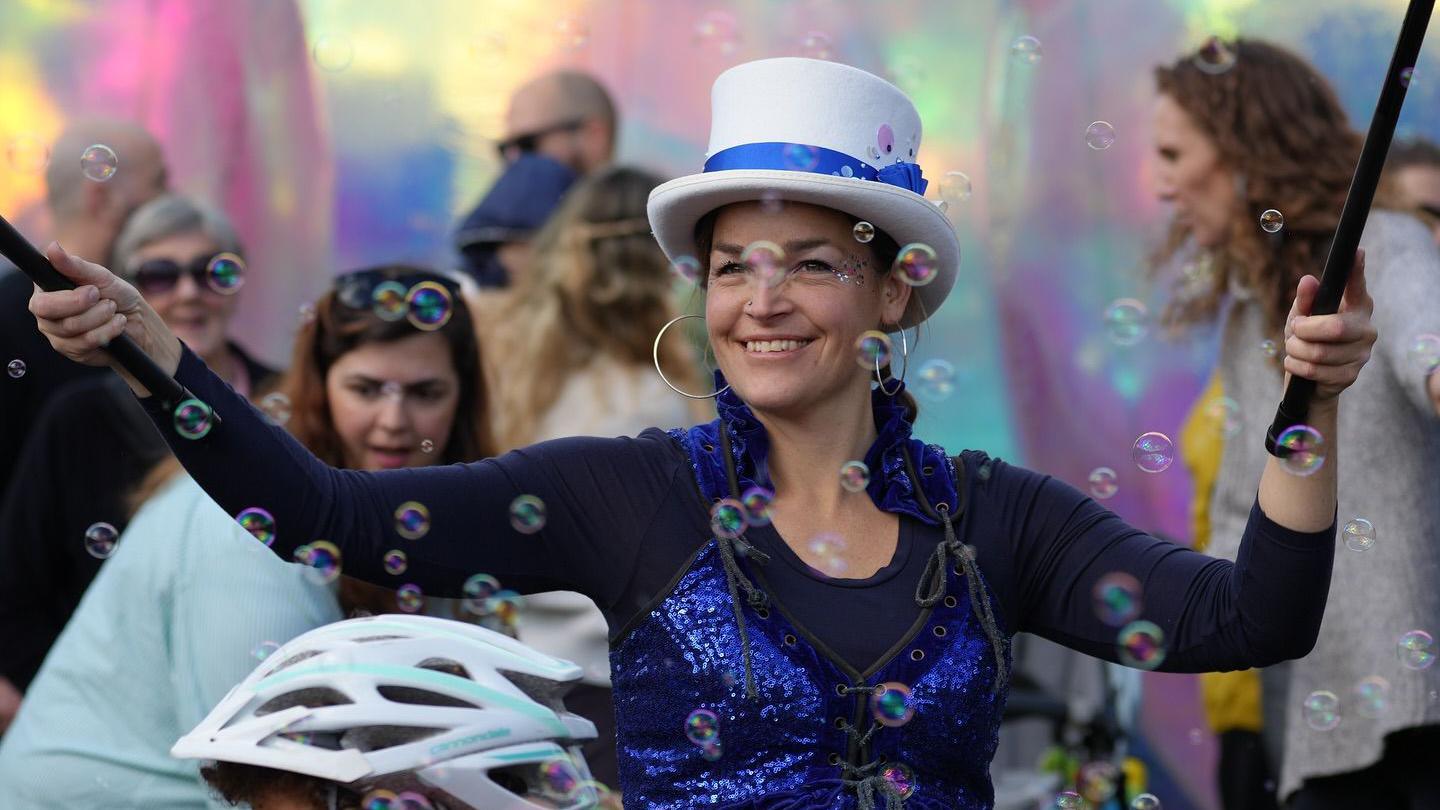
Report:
653,314,731,400
875,326,910,396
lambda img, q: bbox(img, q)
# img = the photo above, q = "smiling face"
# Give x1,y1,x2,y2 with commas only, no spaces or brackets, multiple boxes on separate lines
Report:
130,230,239,363
1151,93,1239,248
704,201,911,418
324,332,461,471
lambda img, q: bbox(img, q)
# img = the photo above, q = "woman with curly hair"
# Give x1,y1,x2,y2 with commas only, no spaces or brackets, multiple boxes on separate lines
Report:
1152,38,1440,810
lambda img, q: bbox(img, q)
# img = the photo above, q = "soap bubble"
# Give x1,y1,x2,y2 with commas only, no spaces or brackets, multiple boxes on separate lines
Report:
693,10,741,54
251,640,280,661
879,763,914,799
552,16,589,50
420,439,435,454
7,359,26,379
1260,209,1285,233
406,281,453,331
852,221,875,243
800,31,834,60
312,35,355,71
915,359,956,401
1342,518,1375,552
839,460,870,493
1400,66,1416,88
1398,630,1436,671
1011,35,1043,64
1194,36,1237,74
807,533,848,577
939,171,972,203
871,682,915,727
1053,792,1084,810
537,758,582,801
173,398,215,440
461,573,501,615
671,255,702,285
1087,467,1118,499
236,507,276,547
394,501,431,540
1276,425,1325,476
396,583,424,613
1078,760,1119,803
1132,432,1175,474
1093,572,1143,626
509,495,546,534
740,486,774,527
893,243,938,286
1303,690,1341,731
1206,396,1243,438
1117,620,1166,669
1131,794,1163,810
1354,675,1390,719
1104,299,1150,346
383,549,408,575
259,392,292,425
363,789,399,809
1085,121,1117,150
84,522,119,559
1261,339,1279,358
709,498,747,539
781,143,820,172
684,708,720,745
742,240,786,288
300,540,342,584
205,253,246,295
855,331,892,369
1407,333,1440,375
80,144,118,182
372,281,409,321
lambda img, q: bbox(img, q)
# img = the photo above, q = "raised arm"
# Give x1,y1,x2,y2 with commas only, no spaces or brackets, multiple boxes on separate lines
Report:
27,245,675,608
997,460,1335,673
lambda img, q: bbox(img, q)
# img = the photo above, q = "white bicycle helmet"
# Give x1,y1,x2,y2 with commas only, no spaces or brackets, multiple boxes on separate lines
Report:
173,614,601,809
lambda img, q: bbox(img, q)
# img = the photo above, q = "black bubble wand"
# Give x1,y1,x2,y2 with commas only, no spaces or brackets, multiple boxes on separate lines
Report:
1266,0,1434,456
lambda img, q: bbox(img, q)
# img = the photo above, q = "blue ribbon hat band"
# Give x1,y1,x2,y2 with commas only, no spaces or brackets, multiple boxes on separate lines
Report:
702,142,929,196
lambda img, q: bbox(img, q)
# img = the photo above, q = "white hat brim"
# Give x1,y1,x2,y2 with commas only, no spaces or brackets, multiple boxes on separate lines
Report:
647,170,959,328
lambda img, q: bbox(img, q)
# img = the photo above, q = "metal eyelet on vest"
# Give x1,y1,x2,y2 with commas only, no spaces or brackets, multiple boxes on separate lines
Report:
783,633,797,646
834,717,847,729
922,465,934,476
953,564,963,576
755,607,770,619
935,501,950,512
703,443,715,452
933,626,947,638
943,595,958,608
835,683,848,697
910,649,925,661
828,752,841,765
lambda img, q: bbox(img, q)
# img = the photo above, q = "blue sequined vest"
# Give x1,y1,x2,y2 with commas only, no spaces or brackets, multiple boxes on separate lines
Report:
609,387,1012,808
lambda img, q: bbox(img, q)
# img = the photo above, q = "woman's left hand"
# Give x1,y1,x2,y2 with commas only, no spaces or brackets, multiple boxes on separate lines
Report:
1282,248,1377,402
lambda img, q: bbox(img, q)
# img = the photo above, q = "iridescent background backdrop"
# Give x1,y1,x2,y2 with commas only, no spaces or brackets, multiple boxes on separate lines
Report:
2,1,1437,807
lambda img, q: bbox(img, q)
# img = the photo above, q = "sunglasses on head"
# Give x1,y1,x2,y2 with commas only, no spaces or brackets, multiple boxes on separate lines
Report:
127,253,245,296
332,268,463,330
495,119,586,161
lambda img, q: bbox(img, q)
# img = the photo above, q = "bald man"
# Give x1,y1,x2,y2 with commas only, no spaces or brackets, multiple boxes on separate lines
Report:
0,120,168,497
497,70,617,174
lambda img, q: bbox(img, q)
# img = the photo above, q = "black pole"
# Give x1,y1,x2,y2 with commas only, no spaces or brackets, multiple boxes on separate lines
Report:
0,213,211,415
1266,0,1434,456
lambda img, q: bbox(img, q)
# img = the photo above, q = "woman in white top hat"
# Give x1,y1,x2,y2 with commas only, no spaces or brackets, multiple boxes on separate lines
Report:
31,57,1376,809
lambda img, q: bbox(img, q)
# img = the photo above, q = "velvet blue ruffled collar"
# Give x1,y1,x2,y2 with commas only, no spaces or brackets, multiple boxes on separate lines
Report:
668,373,960,526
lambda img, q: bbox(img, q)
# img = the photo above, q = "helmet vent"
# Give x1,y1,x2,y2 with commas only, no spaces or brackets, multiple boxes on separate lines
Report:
341,725,444,752
499,669,572,715
378,685,476,709
255,687,353,716
264,649,324,677
416,658,471,679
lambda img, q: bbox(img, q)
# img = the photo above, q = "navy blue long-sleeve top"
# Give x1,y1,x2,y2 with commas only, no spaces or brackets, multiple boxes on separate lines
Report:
140,345,1336,674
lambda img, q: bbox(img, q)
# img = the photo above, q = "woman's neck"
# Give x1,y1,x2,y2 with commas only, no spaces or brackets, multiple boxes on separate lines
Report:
754,383,878,511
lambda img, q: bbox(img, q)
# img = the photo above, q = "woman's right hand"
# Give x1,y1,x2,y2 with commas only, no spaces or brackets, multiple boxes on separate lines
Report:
28,242,182,394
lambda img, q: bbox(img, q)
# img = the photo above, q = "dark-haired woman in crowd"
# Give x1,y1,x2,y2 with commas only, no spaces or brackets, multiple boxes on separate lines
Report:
0,266,491,807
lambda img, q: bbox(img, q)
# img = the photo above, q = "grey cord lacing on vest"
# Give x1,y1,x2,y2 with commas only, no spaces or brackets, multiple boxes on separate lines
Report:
913,502,1008,697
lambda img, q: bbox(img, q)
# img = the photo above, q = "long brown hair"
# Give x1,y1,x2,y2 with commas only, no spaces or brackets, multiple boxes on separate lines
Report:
1151,38,1402,336
482,165,700,448
130,266,495,614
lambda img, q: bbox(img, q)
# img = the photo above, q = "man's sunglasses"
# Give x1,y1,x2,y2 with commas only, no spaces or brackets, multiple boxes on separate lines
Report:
127,253,245,296
495,119,586,161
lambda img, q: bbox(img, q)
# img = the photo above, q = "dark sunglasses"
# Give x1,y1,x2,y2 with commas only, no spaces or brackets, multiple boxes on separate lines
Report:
127,252,245,295
495,119,586,161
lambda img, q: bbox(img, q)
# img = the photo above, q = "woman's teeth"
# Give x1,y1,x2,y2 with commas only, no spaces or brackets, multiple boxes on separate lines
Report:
745,339,810,353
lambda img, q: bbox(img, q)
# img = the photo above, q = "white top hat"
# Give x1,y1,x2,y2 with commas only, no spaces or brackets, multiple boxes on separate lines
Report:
647,57,959,328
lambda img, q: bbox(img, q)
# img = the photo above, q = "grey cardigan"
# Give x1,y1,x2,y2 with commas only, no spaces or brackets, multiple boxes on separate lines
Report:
1205,212,1440,799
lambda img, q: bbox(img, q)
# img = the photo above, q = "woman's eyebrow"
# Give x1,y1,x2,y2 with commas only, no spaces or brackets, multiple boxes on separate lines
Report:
713,238,834,257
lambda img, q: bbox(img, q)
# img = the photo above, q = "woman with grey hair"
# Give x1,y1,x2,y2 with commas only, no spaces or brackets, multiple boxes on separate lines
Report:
0,193,276,728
